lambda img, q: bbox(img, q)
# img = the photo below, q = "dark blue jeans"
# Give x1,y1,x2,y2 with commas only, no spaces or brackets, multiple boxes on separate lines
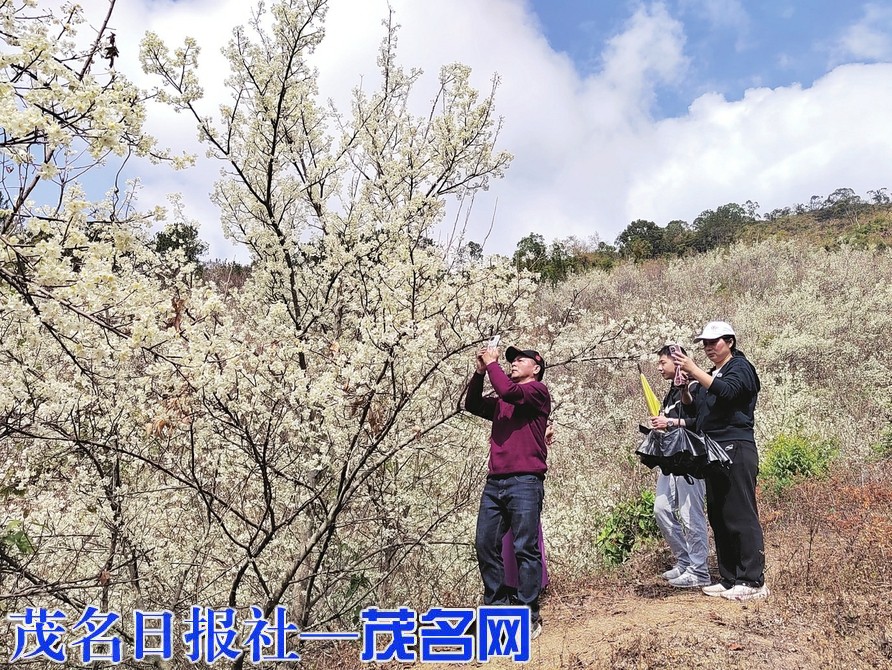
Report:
475,475,544,623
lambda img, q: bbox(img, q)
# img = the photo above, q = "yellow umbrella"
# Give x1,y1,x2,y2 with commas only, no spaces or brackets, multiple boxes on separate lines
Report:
638,362,661,417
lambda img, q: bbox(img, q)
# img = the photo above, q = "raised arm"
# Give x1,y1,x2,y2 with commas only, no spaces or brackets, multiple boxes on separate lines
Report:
464,350,497,420
708,360,759,400
486,363,550,413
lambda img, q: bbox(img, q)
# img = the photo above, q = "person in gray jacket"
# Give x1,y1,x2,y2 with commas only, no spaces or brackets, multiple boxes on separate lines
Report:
648,344,709,588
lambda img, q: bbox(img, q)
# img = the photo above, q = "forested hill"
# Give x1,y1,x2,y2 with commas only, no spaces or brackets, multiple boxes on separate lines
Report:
510,186,892,283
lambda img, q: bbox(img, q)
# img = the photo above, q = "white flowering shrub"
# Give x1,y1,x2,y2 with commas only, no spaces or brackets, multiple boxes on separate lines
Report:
535,241,892,577
2,2,567,661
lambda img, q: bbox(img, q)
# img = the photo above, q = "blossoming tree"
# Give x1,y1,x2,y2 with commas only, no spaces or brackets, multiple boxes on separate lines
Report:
0,0,543,659
1,2,670,664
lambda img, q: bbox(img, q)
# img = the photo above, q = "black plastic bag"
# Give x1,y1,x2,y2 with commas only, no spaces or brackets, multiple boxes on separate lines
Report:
634,428,664,470
635,428,732,479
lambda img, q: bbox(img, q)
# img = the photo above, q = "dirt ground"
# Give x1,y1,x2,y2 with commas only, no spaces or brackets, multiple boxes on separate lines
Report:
328,472,892,670
507,581,825,669
402,574,890,670
409,474,892,670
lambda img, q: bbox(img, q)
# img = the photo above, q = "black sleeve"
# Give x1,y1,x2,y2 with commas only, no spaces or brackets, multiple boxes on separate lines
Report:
708,358,757,401
683,383,705,432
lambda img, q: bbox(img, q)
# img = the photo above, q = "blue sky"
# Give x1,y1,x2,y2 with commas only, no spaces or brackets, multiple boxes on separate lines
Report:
69,0,892,258
529,1,881,116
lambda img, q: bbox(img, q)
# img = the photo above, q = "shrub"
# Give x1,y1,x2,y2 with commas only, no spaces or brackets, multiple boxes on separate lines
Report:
761,433,838,495
596,490,661,564
1,521,34,556
870,424,892,461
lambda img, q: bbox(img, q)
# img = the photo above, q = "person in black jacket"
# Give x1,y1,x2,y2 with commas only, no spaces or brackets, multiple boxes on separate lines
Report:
672,321,768,602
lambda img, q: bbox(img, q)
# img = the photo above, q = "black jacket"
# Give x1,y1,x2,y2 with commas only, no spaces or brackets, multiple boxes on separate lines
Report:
691,352,760,442
662,385,692,423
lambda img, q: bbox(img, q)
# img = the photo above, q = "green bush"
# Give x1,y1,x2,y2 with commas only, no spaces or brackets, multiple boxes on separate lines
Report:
760,433,838,495
1,521,34,556
596,490,660,565
869,424,892,461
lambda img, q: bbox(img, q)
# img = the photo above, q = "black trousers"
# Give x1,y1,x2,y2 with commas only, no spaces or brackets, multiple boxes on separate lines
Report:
705,440,765,587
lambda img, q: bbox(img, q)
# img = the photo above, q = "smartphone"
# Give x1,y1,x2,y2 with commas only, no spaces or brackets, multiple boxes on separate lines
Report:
486,335,500,349
668,344,686,386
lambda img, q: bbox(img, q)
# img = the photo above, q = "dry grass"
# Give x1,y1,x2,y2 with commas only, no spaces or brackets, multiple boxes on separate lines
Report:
307,466,892,669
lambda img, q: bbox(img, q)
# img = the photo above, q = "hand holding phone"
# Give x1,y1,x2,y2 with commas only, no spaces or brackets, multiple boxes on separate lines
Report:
669,344,686,386
480,335,500,366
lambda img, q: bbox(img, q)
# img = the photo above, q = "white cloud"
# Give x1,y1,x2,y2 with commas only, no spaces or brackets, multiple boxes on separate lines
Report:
834,3,892,62
778,5,796,20
62,0,892,257
601,4,688,104
627,63,892,223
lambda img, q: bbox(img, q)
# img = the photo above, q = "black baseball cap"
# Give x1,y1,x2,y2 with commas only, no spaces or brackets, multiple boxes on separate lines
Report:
505,346,545,380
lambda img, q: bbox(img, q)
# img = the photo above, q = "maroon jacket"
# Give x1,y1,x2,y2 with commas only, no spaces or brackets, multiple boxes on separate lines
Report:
464,362,551,476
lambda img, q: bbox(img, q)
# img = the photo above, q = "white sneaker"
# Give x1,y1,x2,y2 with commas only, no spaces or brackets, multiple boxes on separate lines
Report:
720,584,770,602
661,566,684,580
668,572,711,588
531,620,542,640
702,582,732,597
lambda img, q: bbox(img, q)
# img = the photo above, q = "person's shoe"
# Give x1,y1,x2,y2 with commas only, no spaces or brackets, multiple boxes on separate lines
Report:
531,620,543,640
720,584,770,602
702,582,732,597
668,572,711,588
661,566,684,580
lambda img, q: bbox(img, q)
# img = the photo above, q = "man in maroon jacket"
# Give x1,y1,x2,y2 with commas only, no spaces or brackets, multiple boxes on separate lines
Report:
465,344,551,638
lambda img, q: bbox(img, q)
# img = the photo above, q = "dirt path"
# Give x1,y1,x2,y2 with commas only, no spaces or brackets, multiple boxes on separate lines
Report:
359,472,892,670
404,577,888,670
526,585,803,669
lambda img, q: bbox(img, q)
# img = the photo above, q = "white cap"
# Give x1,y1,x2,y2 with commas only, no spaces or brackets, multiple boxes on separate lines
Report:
693,320,736,342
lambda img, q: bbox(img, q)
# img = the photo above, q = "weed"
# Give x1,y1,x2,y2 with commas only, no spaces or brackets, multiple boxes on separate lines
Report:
760,433,838,497
595,490,660,565
870,423,892,461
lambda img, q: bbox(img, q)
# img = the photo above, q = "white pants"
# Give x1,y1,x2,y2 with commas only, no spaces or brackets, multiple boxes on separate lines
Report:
654,472,709,579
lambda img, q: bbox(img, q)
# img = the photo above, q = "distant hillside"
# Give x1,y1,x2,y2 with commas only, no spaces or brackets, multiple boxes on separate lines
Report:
509,187,892,282
740,201,892,248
